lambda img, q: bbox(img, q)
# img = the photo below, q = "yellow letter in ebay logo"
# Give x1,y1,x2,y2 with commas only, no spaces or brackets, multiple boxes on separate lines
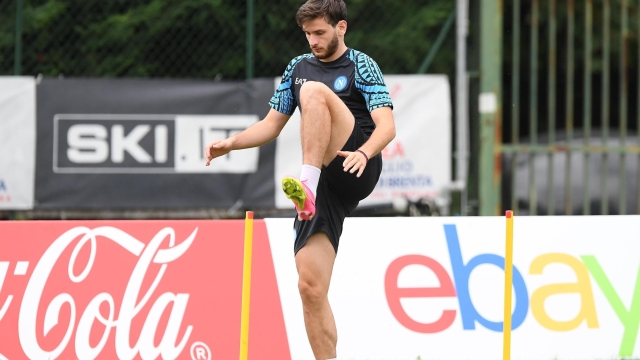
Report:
529,253,599,331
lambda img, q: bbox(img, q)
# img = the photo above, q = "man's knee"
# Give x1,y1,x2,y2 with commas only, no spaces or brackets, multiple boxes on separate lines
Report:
300,81,329,107
298,272,327,306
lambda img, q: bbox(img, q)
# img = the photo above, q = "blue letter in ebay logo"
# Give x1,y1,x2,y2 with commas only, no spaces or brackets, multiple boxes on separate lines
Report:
444,224,529,331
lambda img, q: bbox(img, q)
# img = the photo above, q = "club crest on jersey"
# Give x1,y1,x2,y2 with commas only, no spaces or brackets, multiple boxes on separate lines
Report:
333,76,348,91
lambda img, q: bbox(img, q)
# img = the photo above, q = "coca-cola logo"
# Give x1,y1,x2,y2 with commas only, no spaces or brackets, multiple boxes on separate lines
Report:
2,226,203,360
0,220,291,360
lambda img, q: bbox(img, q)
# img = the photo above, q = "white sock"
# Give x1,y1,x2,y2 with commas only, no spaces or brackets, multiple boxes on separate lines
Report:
300,164,321,197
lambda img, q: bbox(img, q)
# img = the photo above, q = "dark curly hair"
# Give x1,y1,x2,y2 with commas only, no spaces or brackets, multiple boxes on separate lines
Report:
295,0,347,28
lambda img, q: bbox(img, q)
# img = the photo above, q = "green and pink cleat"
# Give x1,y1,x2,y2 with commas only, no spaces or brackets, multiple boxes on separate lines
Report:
281,176,316,221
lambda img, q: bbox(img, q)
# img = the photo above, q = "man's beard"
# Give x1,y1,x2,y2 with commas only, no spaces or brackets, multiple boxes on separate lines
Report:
311,31,339,60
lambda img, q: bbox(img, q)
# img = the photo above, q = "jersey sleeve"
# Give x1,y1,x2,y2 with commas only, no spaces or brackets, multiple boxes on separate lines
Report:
350,51,394,112
269,55,308,115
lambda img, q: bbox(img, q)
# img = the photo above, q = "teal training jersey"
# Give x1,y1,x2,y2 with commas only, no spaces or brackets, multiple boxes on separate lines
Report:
269,48,393,136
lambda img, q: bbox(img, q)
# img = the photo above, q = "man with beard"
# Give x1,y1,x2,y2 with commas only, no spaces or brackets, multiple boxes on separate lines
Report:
205,0,395,358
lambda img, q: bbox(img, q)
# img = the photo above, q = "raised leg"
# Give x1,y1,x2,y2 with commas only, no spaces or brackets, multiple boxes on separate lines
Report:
299,81,355,167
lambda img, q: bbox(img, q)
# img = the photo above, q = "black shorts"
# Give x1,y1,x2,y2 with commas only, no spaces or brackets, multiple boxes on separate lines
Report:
293,123,382,255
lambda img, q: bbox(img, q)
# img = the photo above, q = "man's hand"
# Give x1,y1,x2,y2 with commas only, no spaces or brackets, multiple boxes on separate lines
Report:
337,150,368,178
205,139,233,166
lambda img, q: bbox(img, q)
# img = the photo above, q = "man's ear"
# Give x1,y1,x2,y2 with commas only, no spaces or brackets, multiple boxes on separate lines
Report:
337,20,347,35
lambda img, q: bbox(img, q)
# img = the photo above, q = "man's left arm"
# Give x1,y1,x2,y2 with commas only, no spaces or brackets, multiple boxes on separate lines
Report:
338,106,396,177
359,106,396,158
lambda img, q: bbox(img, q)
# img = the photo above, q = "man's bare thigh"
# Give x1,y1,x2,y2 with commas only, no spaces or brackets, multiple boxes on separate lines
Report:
300,81,355,167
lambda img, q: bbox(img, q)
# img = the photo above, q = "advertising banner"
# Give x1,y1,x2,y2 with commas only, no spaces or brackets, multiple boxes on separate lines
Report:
36,78,277,209
3,216,636,359
0,220,289,360
267,216,640,360
273,75,452,209
35,75,451,210
0,77,36,210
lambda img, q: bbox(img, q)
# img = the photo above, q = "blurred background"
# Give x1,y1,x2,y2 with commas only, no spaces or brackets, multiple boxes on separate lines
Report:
1,0,639,219
0,0,455,79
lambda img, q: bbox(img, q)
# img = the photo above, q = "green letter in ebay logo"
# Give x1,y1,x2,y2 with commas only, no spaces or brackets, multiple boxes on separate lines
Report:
582,256,640,357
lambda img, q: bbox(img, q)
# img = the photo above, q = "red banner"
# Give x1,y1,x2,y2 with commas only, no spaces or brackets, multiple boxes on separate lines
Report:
0,220,290,359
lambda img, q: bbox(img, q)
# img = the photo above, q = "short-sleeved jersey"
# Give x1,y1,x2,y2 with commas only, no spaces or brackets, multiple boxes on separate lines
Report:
269,48,393,136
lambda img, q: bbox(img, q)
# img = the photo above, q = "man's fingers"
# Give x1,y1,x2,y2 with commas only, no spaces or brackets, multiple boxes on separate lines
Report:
204,147,211,166
347,159,362,174
348,159,358,173
338,151,368,176
204,141,226,164
350,163,360,174
343,155,358,171
204,141,222,166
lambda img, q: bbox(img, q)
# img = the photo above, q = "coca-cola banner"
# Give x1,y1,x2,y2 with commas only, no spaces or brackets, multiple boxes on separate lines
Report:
35,78,277,209
0,220,289,359
0,77,36,210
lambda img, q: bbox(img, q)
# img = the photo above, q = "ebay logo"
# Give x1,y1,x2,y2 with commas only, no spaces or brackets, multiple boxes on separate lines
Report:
385,224,640,357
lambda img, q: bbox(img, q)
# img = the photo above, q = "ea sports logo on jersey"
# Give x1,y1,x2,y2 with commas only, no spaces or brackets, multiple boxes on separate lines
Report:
333,76,348,91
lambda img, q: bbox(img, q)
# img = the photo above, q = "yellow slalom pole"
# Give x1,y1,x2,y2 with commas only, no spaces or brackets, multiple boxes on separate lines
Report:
240,211,254,360
503,210,514,360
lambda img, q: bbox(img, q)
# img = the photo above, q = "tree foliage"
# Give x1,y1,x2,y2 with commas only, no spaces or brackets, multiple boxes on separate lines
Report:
0,0,455,78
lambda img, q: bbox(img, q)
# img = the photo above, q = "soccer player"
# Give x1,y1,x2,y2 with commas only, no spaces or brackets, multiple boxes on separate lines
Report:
205,0,395,358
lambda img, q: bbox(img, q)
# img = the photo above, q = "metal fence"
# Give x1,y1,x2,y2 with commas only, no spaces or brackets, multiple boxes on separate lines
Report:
0,0,455,79
495,0,640,215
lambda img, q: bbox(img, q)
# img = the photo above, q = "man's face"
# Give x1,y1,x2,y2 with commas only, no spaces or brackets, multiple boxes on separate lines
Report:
302,17,342,60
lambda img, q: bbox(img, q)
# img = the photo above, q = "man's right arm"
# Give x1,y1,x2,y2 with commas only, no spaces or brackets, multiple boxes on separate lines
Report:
230,109,291,149
206,53,301,165
205,109,291,166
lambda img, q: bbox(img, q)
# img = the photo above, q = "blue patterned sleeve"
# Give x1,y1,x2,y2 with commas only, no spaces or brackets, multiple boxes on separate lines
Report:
269,55,307,115
349,50,394,112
